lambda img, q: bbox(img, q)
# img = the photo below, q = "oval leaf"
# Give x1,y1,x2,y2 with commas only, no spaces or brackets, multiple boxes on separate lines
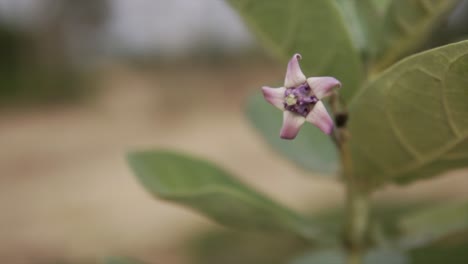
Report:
226,0,363,100
364,248,410,264
290,248,409,264
246,92,338,175
410,237,468,264
349,40,468,189
336,0,382,58
290,250,345,264
398,201,468,249
127,150,317,240
373,0,459,71
191,230,310,264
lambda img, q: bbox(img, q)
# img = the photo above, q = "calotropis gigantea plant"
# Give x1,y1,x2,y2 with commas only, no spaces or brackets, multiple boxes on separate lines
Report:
127,1,468,264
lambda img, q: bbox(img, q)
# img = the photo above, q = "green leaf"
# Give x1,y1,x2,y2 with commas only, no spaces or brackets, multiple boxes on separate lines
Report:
373,0,459,71
190,230,310,264
246,92,338,175
398,201,468,248
289,250,345,264
188,207,348,264
349,40,468,190
290,248,409,264
226,0,363,100
127,150,317,240
410,235,468,264
335,0,382,59
364,248,410,264
372,0,391,12
188,203,419,264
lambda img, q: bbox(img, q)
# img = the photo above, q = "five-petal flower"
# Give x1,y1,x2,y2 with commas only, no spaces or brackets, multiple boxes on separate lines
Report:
262,54,341,139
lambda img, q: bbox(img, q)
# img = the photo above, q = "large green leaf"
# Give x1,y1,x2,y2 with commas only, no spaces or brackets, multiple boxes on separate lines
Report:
190,230,310,264
398,201,468,248
364,248,410,264
246,93,338,175
290,248,409,264
349,40,468,189
410,235,468,264
335,0,382,60
289,250,345,264
372,0,391,12
127,151,317,240
373,0,459,71
226,0,363,100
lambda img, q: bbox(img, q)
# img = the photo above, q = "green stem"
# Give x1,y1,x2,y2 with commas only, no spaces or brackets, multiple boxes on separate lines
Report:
330,92,371,264
345,184,370,264
340,141,370,264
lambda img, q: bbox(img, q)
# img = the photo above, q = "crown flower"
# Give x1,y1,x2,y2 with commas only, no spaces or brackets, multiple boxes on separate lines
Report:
262,54,342,139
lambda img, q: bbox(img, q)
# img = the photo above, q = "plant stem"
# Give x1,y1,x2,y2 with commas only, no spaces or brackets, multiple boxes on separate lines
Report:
331,92,370,264
339,139,370,264
345,180,370,264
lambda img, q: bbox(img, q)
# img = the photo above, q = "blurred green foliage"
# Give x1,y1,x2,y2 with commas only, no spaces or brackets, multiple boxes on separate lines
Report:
189,230,310,264
0,26,87,107
188,202,468,264
373,0,459,71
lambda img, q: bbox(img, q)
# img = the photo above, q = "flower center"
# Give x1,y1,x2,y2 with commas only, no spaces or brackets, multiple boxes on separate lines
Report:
283,83,318,117
285,94,297,106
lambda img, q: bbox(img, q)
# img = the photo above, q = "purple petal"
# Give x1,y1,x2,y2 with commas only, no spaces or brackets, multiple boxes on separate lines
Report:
305,101,334,134
284,53,306,88
262,86,286,110
280,111,306,139
306,77,341,99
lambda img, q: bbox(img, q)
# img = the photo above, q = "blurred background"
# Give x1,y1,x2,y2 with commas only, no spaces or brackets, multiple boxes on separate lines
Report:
1,0,468,263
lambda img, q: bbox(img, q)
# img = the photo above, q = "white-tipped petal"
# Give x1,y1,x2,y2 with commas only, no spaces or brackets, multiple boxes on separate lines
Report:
307,77,341,99
280,111,306,139
262,86,286,110
306,101,334,134
284,53,306,88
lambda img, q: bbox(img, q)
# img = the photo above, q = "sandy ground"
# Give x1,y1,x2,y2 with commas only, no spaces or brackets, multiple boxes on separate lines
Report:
0,62,467,264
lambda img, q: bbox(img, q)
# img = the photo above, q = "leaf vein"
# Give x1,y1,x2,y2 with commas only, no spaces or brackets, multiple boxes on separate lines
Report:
441,68,462,138
416,66,442,81
386,134,468,177
385,86,424,162
392,83,439,116
436,50,453,63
